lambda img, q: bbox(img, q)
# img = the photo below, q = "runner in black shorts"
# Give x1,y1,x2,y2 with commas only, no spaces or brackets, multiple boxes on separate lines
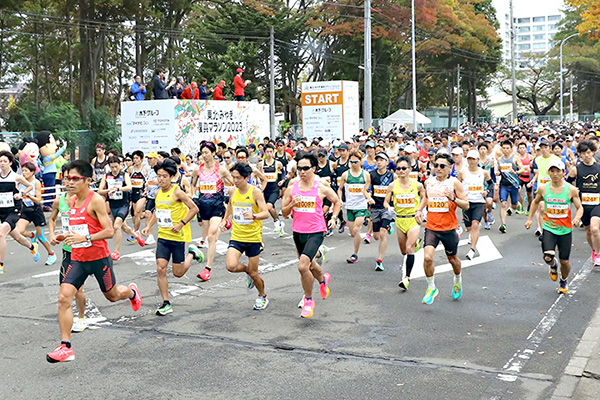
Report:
258,144,285,237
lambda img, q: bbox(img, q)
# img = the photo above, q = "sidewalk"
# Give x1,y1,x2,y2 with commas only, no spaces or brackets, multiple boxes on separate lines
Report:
552,300,600,399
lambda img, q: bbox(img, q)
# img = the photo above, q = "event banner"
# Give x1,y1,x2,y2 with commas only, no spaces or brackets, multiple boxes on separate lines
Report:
301,80,359,142
121,100,270,156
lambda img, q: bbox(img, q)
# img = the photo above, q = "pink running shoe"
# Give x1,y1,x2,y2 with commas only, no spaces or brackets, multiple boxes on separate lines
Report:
135,231,146,247
300,297,315,318
129,283,142,311
46,343,75,363
319,273,331,299
197,267,211,281
111,251,120,261
593,250,600,266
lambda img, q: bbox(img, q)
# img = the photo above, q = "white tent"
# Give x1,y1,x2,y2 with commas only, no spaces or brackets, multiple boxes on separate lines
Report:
382,109,431,133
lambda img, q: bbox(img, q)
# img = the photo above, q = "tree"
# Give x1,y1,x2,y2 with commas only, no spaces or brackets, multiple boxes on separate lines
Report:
567,0,600,40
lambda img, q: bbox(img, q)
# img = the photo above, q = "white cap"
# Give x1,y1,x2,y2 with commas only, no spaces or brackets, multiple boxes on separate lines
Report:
319,139,330,147
424,136,433,142
451,147,463,155
404,145,418,153
548,160,565,171
466,150,479,159
437,148,450,155
332,139,342,147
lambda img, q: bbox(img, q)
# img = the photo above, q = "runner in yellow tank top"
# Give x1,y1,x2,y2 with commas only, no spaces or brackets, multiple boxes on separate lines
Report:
142,159,199,316
384,156,426,291
220,163,271,310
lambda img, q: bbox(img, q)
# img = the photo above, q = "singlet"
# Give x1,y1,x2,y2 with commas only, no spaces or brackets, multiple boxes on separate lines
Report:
230,186,262,243
93,156,108,181
59,193,71,252
334,159,349,188
0,170,21,212
543,183,572,235
370,169,395,209
409,160,420,181
344,170,368,210
316,161,333,186
363,158,377,172
518,153,531,183
291,179,327,234
130,165,146,193
425,176,458,231
450,162,465,178
263,160,279,193
275,151,288,171
534,155,561,188
462,168,486,204
20,179,38,208
197,162,224,202
392,179,420,217
155,185,191,242
576,161,600,207
498,155,519,188
69,191,110,261
105,171,128,207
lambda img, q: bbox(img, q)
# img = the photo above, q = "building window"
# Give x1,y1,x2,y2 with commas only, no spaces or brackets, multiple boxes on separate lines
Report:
518,26,531,33
533,25,545,32
548,24,557,31
548,15,561,22
518,35,530,41
532,42,546,50
533,34,546,41
518,44,531,50
517,18,531,24
533,16,546,23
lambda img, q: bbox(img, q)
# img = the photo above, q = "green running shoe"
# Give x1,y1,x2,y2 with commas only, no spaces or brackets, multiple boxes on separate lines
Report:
415,237,422,253
452,281,463,300
156,303,173,316
188,244,205,263
388,222,395,235
245,273,255,289
422,287,439,305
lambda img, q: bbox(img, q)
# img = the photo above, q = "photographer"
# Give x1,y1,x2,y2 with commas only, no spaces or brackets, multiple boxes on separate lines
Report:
130,75,146,101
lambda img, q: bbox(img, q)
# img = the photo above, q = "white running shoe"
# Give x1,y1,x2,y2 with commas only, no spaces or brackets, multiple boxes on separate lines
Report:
71,317,87,333
274,220,281,233
145,234,156,245
279,220,285,237
466,248,476,261
456,226,463,236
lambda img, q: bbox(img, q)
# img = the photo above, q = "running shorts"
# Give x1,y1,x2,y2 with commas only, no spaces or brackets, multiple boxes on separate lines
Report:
347,209,370,222
293,231,324,261
131,189,143,204
462,202,485,228
61,256,115,292
395,215,419,234
541,230,572,260
519,179,533,193
195,198,225,221
582,205,600,227
0,211,21,231
145,198,156,212
110,204,130,221
156,238,185,264
499,185,519,206
20,205,46,227
371,208,394,231
424,228,459,256
60,249,71,284
264,190,279,206
228,240,263,258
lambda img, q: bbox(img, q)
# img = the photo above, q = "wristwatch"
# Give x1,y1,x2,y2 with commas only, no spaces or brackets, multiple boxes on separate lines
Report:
85,234,91,241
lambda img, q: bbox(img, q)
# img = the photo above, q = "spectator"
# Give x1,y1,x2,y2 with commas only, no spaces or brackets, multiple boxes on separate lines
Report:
199,78,213,100
170,76,185,99
130,75,146,101
234,68,251,101
153,68,171,99
213,80,227,100
181,82,200,100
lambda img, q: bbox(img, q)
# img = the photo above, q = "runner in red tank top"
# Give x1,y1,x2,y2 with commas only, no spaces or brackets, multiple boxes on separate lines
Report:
46,160,143,364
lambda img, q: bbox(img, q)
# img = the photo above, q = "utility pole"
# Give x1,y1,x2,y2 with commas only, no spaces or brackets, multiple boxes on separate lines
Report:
560,33,578,121
411,0,417,133
269,26,276,139
509,0,518,125
570,74,574,121
364,0,372,132
457,64,461,133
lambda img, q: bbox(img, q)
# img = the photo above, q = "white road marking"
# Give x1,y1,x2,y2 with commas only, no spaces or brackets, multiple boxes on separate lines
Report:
32,270,60,278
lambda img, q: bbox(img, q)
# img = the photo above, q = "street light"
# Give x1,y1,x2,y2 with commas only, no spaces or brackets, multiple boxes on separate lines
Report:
411,0,417,133
560,32,579,121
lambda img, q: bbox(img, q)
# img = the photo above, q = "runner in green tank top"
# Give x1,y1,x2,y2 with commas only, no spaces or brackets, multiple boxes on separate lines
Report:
49,189,88,332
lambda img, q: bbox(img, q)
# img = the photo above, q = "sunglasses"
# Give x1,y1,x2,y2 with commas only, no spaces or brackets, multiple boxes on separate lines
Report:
297,166,312,171
396,166,409,171
223,156,231,159
349,160,360,164
318,154,326,157
64,175,87,182
237,155,247,159
125,159,132,162
433,163,449,169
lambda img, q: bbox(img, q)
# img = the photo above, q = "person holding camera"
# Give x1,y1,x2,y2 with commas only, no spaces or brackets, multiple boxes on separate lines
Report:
130,75,146,101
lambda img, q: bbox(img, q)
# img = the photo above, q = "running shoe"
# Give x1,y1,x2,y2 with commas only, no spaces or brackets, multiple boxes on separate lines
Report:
346,254,359,264
274,220,282,233
398,276,410,290
388,221,395,235
0,264,3,274
319,273,331,299
592,250,600,266
422,287,439,305
156,303,173,316
126,235,136,243
452,281,463,300
135,231,146,247
199,240,207,248
535,228,542,237
325,229,333,237
111,251,121,261
558,279,568,294
129,283,142,311
484,221,491,230
363,217,370,226
31,243,40,262
46,343,74,363
516,202,524,214
188,244,205,263
71,318,87,333
487,211,495,224
456,226,463,236
525,210,530,216
145,234,156,245
465,248,476,261
507,208,513,217
31,232,37,242
45,253,57,266
253,295,269,310
549,264,558,282
499,224,507,234
279,221,285,237
375,260,384,271
197,267,211,281
297,297,304,308
245,273,255,289
300,297,315,318
338,221,347,234
316,245,329,265
363,233,371,244
415,237,422,253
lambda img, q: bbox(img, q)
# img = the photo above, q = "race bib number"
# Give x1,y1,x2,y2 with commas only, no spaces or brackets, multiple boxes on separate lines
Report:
581,193,600,206
395,193,416,208
131,178,144,189
70,224,91,248
61,212,70,233
428,196,449,213
546,203,569,219
347,184,363,195
0,192,14,208
265,172,277,183
294,196,316,213
233,205,253,225
468,185,483,193
500,163,512,172
539,176,551,185
106,178,123,200
199,180,217,194
156,209,173,228
373,185,388,198
409,171,419,180
336,176,342,186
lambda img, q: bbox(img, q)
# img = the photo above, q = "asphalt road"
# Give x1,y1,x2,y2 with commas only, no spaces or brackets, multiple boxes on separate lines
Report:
1,208,599,400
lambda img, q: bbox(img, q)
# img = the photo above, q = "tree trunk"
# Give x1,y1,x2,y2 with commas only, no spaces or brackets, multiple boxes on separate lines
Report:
42,33,53,103
100,34,109,107
114,35,124,116
66,14,74,105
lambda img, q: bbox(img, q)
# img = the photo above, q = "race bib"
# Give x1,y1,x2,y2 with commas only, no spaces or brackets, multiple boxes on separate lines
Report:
539,176,551,185
0,192,14,208
347,184,363,195
336,176,342,186
22,195,34,208
131,178,144,189
500,163,512,172
70,224,91,248
322,176,331,184
468,185,483,193
61,212,70,233
233,205,253,225
581,193,600,206
373,185,388,198
294,195,316,213
156,209,174,228
409,171,419,180
199,180,217,194
395,193,416,208
265,172,277,183
428,196,449,213
546,203,569,219
106,178,123,200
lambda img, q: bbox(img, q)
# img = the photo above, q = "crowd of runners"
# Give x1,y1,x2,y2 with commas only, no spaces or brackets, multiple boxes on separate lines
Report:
0,122,597,363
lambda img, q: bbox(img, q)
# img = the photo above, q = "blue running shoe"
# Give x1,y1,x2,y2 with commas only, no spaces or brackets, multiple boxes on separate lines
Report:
422,287,439,305
452,282,463,300
31,243,40,262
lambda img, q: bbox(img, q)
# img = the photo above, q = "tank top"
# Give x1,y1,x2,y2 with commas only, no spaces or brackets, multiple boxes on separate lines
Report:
334,159,349,188
576,161,600,207
230,186,262,243
105,171,128,207
20,179,38,208
363,158,377,172
94,157,108,181
462,168,486,204
543,183,572,235
370,169,395,209
275,151,288,171
409,160,420,181
69,191,110,261
130,166,146,193
425,176,458,231
316,161,333,186
499,155,519,188
344,170,368,210
291,179,327,234
392,179,420,217
263,160,279,192
59,193,71,252
519,153,531,182
155,185,192,242
535,155,560,188
0,170,21,212
197,162,224,202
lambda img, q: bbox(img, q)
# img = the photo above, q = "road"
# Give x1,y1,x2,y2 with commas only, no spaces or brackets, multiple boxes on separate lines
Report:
1,210,599,400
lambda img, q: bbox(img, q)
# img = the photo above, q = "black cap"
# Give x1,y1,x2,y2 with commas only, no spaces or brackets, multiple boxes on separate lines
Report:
539,139,551,146
338,143,349,150
375,152,389,161
317,148,327,156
